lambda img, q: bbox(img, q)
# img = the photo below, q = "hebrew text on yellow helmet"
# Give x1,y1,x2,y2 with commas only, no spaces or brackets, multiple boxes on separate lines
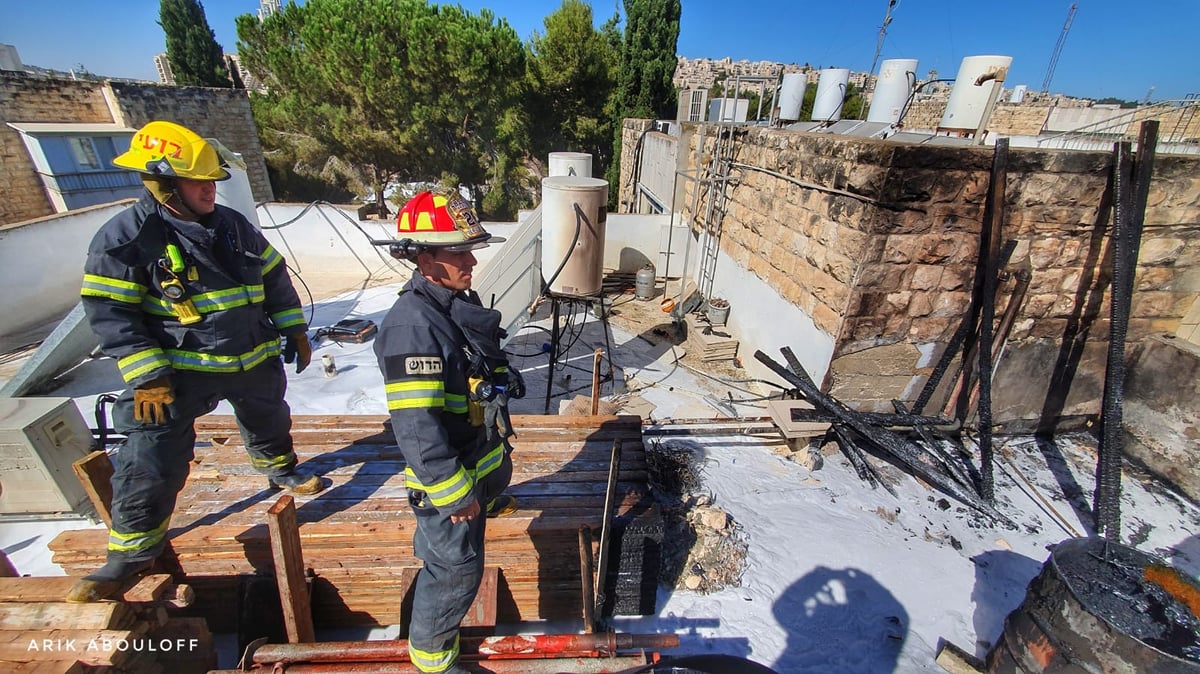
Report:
112,120,230,181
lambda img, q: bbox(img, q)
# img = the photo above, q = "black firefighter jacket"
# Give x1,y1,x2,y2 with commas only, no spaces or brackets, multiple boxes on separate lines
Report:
373,272,510,515
81,192,308,388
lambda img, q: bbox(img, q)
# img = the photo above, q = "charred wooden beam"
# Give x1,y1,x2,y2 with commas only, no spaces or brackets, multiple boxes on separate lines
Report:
755,349,1014,526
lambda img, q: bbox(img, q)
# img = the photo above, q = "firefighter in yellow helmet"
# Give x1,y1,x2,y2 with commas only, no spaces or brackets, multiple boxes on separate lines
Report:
69,121,323,603
373,190,522,674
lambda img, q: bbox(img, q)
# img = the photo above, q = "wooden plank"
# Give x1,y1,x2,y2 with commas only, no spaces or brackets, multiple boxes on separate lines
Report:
0,629,139,666
935,639,985,674
121,575,172,603
266,495,315,644
0,601,133,631
70,451,114,528
0,661,88,674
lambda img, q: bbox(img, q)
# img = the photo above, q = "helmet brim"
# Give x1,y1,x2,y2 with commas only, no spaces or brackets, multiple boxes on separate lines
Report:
441,234,506,253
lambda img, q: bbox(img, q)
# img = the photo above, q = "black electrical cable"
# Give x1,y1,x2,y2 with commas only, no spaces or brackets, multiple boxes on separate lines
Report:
288,264,316,327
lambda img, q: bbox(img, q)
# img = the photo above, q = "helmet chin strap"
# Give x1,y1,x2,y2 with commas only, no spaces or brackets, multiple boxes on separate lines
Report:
164,191,201,222
144,175,201,222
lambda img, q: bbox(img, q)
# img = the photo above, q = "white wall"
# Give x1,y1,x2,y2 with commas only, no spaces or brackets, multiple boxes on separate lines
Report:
0,201,131,352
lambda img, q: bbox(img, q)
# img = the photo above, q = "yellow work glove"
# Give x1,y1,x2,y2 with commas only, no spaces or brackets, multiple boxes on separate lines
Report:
283,333,312,374
133,376,175,424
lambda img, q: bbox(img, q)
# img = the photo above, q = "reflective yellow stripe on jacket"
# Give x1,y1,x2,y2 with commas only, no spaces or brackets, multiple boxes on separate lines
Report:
385,379,444,411
140,284,265,317
271,307,306,331
402,443,505,508
82,274,146,304
261,245,285,274
107,517,170,554
117,348,171,382
164,339,281,374
409,634,459,673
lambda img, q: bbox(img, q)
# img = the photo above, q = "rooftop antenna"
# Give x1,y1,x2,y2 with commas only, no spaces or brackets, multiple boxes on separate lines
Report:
867,0,898,85
1041,2,1077,94
863,0,898,119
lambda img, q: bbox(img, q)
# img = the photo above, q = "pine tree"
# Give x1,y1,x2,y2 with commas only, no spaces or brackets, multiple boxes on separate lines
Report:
606,0,680,207
159,0,230,88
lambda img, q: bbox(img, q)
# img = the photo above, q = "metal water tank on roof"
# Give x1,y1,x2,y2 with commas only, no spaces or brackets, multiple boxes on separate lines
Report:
812,68,849,122
778,73,807,121
541,176,608,297
939,55,1013,132
867,58,918,124
549,152,593,178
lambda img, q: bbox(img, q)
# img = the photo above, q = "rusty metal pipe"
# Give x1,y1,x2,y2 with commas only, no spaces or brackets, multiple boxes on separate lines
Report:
254,633,679,664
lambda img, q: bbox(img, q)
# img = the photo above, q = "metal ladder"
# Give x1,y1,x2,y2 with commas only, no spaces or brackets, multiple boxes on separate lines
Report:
694,124,739,302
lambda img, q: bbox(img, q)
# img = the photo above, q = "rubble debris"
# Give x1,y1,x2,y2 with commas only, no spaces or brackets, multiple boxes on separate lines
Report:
645,440,749,594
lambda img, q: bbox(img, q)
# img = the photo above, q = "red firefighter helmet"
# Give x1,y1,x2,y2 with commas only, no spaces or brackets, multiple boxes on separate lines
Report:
395,190,504,252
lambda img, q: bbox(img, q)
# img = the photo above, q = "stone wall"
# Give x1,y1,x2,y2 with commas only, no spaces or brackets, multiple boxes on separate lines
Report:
0,75,271,225
621,119,1200,428
107,82,272,203
0,77,114,224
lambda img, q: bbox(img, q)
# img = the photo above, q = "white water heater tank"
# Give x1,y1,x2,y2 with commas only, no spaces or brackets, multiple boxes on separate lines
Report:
812,68,849,122
867,58,918,124
778,73,807,121
541,176,608,297
549,152,593,178
939,55,1013,131
208,138,261,228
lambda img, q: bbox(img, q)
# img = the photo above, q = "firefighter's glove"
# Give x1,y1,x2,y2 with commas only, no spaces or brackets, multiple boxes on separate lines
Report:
133,376,174,425
482,390,514,440
283,333,312,374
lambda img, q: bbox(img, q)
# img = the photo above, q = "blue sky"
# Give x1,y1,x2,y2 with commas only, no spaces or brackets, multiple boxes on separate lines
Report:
2,1,1196,102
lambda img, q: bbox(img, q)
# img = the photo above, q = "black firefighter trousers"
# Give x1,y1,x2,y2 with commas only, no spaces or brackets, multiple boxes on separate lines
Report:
104,358,298,567
407,449,512,673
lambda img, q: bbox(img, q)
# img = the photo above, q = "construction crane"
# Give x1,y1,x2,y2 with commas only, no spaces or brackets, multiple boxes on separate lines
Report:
1041,2,1078,93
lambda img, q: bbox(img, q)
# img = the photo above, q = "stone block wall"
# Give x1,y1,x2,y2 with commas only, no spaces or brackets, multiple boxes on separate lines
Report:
0,77,114,224
621,119,1200,426
107,82,272,203
1,75,271,226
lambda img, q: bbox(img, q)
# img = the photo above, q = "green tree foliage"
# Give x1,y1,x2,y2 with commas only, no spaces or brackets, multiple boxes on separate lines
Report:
615,0,680,120
526,0,620,179
236,0,528,217
159,0,230,88
607,0,680,207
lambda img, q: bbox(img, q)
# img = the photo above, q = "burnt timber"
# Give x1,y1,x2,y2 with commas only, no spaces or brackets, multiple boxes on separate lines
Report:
48,414,662,631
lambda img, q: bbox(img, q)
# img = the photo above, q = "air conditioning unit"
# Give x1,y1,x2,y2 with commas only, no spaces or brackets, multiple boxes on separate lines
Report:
0,397,94,516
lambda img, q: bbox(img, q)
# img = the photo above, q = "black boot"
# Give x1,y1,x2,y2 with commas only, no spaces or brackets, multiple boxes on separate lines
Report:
269,469,324,495
65,558,153,603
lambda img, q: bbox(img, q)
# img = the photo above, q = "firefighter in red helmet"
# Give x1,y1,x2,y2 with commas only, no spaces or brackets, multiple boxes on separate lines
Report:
373,189,522,674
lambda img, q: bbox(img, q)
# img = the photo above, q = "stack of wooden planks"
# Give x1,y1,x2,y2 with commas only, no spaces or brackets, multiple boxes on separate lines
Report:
0,574,213,673
50,414,662,632
684,314,739,362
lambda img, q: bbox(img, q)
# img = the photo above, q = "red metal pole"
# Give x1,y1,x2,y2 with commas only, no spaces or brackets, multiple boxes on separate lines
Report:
253,633,679,664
